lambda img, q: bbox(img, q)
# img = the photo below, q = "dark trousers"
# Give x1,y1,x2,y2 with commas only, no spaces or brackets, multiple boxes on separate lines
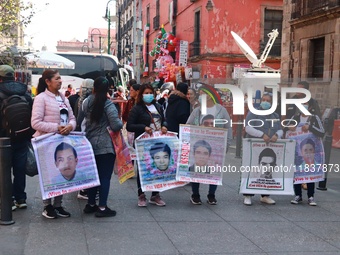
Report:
192,183,217,196
136,166,158,197
294,183,315,198
88,153,115,207
11,141,29,201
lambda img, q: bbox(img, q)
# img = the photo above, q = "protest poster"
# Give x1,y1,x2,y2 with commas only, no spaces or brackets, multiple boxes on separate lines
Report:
31,132,100,200
240,139,295,195
177,124,228,185
286,130,325,184
135,131,187,192
107,128,135,184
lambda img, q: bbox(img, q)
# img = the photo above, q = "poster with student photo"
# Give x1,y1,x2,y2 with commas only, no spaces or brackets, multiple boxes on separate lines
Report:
286,132,325,184
177,124,228,185
240,139,295,195
135,132,187,192
31,132,100,200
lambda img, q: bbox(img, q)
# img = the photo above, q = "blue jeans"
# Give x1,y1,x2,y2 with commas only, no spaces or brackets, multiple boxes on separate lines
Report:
11,140,29,201
191,182,217,196
88,153,115,207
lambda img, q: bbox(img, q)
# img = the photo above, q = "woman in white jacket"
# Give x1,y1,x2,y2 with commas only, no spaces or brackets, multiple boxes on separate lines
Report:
31,69,76,219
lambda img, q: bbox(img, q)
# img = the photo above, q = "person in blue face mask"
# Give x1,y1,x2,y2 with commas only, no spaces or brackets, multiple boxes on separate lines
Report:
242,92,283,206
126,83,168,207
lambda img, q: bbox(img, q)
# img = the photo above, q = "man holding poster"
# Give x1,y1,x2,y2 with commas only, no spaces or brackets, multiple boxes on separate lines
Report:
242,92,284,206
285,101,325,206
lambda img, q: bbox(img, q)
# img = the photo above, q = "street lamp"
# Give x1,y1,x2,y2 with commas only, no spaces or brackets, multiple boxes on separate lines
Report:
104,0,119,55
90,28,102,54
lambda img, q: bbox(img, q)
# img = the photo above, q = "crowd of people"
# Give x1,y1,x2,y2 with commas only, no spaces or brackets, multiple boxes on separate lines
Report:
0,64,325,220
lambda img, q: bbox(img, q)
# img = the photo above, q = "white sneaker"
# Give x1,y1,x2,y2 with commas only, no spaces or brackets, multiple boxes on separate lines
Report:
243,196,252,206
260,196,276,205
308,197,317,206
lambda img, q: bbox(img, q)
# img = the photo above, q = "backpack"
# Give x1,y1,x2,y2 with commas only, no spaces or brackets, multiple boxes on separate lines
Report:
0,94,32,142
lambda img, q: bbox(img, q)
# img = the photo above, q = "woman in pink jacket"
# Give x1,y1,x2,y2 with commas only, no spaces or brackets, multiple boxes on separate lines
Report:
31,69,76,219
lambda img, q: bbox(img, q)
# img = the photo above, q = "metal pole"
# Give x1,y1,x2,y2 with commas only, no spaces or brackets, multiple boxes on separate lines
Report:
235,118,243,158
108,9,111,54
0,137,14,225
317,134,332,190
118,10,122,60
132,0,137,80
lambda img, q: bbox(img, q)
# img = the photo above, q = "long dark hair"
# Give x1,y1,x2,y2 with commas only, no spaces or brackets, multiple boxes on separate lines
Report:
90,76,109,124
37,69,59,95
136,83,155,105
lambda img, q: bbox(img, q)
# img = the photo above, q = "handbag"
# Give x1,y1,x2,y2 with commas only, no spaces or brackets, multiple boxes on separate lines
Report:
25,142,38,177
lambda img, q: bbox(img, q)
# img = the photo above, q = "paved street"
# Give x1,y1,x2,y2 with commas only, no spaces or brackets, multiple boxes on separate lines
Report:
1,144,340,255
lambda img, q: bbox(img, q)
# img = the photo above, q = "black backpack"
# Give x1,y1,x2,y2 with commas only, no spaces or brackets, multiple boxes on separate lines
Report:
0,94,32,142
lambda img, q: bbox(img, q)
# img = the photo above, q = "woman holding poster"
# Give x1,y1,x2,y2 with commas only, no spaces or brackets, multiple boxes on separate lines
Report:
243,92,283,206
285,101,325,206
31,69,76,219
82,77,123,217
127,83,168,207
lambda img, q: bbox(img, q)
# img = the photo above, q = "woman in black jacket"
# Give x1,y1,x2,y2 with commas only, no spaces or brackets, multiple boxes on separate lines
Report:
126,83,168,207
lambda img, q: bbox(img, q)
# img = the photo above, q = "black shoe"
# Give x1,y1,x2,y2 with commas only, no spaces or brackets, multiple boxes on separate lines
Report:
15,199,27,209
207,194,217,205
95,206,117,217
42,204,57,219
54,206,71,218
83,204,98,214
190,195,202,205
77,190,88,200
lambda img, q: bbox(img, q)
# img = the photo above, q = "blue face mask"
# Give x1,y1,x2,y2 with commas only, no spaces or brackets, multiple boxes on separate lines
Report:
260,101,271,110
143,94,154,104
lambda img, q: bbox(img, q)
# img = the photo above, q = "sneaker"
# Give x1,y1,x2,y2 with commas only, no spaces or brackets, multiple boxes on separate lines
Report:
260,196,276,205
291,195,302,204
12,201,17,211
243,196,252,206
77,190,88,200
54,206,71,218
149,194,166,206
190,194,202,205
83,204,98,214
308,197,317,206
42,204,57,219
15,199,27,209
138,194,147,207
207,194,217,205
95,206,116,217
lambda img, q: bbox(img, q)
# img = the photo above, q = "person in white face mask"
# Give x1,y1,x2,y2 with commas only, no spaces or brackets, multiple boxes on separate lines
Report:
242,92,283,206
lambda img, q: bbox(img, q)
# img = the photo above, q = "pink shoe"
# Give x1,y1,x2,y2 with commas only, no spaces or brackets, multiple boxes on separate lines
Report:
138,194,147,207
149,194,166,206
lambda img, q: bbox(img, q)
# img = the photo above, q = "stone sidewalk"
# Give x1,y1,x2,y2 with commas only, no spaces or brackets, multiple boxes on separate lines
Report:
1,146,340,255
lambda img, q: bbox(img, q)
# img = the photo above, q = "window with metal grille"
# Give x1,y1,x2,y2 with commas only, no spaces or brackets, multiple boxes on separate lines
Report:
264,9,282,56
309,37,325,78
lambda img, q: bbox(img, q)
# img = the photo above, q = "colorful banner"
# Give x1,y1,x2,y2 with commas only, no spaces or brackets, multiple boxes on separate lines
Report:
177,124,228,185
285,130,325,184
240,139,295,195
108,128,135,184
32,132,100,200
135,131,187,192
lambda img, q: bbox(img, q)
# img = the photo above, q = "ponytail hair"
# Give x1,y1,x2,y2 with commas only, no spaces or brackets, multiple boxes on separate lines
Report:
37,69,59,95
